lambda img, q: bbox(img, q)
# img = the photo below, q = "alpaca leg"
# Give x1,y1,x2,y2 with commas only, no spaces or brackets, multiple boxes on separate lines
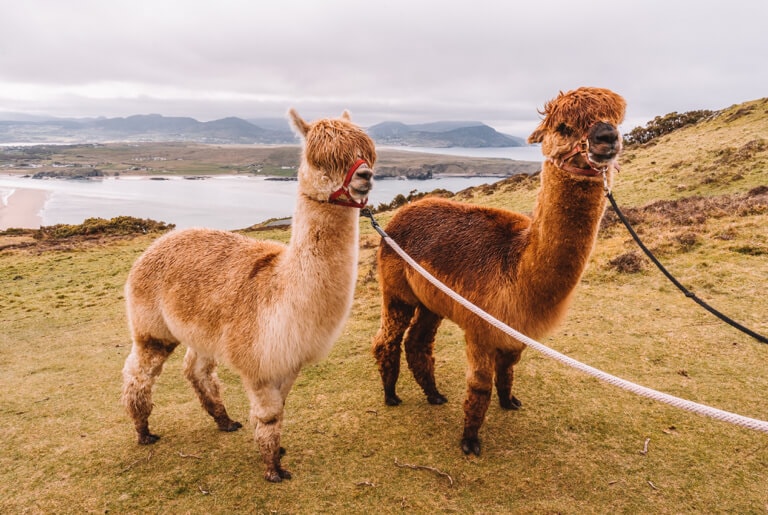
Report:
495,348,523,410
245,374,297,482
372,297,415,406
183,348,242,432
404,305,447,405
461,341,495,456
121,337,178,444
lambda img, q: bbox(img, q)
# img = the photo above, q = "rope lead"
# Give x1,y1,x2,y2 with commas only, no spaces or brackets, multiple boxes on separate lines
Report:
602,171,767,344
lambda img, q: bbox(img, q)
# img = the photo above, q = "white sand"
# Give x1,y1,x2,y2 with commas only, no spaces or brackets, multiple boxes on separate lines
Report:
0,188,48,229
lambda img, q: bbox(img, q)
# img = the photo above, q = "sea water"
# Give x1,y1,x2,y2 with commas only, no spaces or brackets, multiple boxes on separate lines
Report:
0,145,543,230
0,173,527,230
383,145,542,161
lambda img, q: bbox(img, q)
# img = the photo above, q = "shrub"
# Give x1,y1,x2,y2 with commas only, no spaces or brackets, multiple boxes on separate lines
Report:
34,216,174,240
607,251,646,273
623,110,713,146
371,189,454,213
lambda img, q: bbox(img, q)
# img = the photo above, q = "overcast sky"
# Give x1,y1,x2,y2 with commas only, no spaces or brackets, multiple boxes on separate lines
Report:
1,0,766,137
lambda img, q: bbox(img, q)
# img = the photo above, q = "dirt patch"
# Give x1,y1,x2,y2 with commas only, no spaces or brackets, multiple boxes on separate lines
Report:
601,186,768,270
674,231,700,251
712,138,767,166
730,244,768,256
607,251,646,273
601,186,768,232
723,105,755,123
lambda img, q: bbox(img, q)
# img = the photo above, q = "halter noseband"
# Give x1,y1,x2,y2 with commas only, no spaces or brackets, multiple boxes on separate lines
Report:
549,128,615,177
329,158,370,208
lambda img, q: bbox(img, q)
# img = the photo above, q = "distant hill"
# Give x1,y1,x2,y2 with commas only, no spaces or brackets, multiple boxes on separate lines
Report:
0,113,526,148
246,118,293,131
0,114,297,145
368,121,526,148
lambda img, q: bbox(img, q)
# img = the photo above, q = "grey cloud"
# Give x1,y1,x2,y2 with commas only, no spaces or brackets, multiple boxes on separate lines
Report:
1,0,766,138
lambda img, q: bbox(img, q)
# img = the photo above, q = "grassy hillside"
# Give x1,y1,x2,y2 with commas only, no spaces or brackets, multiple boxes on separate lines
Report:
1,99,766,513
619,97,768,205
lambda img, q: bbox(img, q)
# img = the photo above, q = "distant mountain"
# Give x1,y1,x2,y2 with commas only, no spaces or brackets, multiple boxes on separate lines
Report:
85,114,298,143
0,114,297,144
367,121,525,148
90,114,199,133
408,121,486,132
246,117,292,131
0,113,526,147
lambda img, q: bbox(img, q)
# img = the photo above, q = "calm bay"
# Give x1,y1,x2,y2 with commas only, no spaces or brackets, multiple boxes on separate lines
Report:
0,146,542,230
0,174,515,230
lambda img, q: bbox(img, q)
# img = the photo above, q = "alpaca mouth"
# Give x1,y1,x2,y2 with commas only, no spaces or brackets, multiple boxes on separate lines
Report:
350,184,372,198
587,151,618,165
556,142,618,177
329,159,373,208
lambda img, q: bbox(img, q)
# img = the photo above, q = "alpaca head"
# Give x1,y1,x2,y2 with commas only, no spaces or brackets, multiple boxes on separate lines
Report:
289,109,376,207
528,87,626,174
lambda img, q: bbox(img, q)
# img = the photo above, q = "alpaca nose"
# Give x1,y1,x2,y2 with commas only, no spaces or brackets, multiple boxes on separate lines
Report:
589,122,619,147
587,122,620,160
355,167,373,181
349,165,373,197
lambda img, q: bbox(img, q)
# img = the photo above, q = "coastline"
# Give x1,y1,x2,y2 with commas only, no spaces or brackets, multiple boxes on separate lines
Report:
0,188,48,230
0,174,499,231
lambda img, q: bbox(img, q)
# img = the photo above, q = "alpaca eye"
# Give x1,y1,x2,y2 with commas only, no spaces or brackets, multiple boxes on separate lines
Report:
556,123,573,136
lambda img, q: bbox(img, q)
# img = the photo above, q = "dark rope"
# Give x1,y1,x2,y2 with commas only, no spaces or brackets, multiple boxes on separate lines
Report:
605,190,768,344
365,199,767,345
362,208,386,238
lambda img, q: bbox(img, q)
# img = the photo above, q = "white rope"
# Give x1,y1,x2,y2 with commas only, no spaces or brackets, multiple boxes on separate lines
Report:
379,233,768,434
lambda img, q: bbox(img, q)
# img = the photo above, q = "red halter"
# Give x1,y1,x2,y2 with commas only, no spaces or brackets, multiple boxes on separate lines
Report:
329,158,369,208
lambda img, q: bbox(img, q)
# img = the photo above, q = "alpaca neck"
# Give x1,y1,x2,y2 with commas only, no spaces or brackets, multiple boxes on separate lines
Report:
520,161,609,299
282,191,360,310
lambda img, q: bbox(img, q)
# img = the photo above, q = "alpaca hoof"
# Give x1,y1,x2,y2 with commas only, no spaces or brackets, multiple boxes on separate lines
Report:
427,393,448,405
264,468,292,482
500,395,522,410
279,447,286,456
218,420,243,432
385,394,402,406
138,432,160,445
461,437,482,456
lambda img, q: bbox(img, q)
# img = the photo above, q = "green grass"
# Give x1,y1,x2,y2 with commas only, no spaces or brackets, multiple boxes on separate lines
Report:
1,99,767,513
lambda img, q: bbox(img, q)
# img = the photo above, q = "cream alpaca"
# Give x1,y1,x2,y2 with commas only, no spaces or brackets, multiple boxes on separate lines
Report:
121,109,375,482
372,87,626,455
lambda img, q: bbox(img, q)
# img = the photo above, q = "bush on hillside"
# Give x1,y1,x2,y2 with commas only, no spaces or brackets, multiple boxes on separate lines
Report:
371,188,454,213
34,216,174,240
623,109,713,146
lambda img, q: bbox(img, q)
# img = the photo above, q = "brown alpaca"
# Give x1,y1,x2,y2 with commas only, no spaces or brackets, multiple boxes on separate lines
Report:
121,109,376,482
372,87,626,455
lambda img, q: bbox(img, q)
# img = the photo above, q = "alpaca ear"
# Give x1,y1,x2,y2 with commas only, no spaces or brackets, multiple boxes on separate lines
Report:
341,110,351,121
527,126,545,144
288,108,310,137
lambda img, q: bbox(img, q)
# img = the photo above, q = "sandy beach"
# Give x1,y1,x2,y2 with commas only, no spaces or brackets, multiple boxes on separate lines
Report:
0,188,48,230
